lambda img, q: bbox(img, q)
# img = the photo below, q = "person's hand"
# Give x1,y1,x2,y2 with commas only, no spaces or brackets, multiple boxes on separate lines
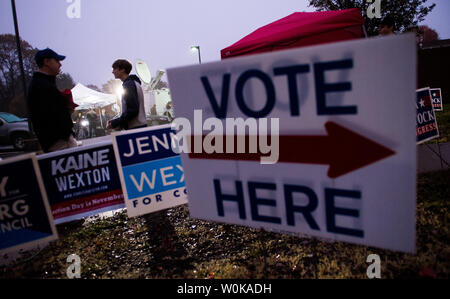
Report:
106,120,112,129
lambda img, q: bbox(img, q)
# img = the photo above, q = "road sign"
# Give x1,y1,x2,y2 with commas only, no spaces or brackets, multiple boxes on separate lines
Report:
167,34,417,253
112,125,188,217
0,154,58,255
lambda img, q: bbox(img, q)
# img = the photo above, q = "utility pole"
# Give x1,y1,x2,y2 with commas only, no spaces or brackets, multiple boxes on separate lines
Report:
11,0,37,150
11,0,29,120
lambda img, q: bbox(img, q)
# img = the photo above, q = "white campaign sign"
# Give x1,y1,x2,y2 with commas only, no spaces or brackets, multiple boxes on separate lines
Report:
167,34,417,253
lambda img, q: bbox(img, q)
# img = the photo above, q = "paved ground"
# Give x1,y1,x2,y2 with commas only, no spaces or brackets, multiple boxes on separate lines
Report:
0,145,27,160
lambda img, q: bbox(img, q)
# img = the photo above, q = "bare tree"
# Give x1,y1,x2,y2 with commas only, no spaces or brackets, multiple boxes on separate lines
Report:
86,84,101,92
56,73,76,91
102,79,122,94
0,34,37,112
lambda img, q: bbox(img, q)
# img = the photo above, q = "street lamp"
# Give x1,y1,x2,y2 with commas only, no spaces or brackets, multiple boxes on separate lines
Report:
190,45,202,64
115,86,124,98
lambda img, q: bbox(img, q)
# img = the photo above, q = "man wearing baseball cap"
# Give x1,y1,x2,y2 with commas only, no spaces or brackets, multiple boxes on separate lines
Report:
27,48,78,152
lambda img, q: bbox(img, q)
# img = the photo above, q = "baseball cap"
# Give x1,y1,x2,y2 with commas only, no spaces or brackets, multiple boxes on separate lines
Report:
35,48,66,65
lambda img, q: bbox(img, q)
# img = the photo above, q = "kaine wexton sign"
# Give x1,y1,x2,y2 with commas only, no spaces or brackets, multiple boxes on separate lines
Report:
167,34,417,253
38,142,124,224
0,154,58,254
112,125,187,218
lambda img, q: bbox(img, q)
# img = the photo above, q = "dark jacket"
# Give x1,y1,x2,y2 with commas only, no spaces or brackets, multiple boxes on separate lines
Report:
27,72,74,152
110,75,147,130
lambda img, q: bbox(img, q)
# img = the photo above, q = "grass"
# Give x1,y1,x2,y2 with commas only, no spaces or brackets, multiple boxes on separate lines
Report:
1,169,448,279
428,107,450,143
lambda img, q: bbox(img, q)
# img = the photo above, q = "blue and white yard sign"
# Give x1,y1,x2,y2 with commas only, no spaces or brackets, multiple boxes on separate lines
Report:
167,34,417,253
0,154,58,255
112,125,188,217
430,88,443,111
416,87,439,144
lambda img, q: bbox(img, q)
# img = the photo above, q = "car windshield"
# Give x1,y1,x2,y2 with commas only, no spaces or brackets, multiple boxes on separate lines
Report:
0,113,26,123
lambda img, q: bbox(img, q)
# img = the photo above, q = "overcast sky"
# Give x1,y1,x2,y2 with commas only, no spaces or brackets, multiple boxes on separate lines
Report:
1,0,449,88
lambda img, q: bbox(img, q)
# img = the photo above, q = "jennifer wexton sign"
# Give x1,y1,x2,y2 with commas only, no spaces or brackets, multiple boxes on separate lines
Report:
112,125,187,218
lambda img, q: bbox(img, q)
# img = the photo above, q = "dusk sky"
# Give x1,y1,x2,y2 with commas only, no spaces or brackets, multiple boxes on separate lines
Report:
1,0,449,89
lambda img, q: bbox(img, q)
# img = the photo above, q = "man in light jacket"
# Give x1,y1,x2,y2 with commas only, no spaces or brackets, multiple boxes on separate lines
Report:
108,59,147,130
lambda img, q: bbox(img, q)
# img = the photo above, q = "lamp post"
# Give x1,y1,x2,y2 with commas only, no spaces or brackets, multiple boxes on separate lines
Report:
190,45,201,64
11,0,31,132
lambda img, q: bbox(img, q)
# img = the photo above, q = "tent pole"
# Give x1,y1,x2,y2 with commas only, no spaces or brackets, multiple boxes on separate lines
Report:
98,108,103,128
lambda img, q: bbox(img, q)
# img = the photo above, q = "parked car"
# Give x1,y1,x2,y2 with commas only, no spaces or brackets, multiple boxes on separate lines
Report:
0,112,32,150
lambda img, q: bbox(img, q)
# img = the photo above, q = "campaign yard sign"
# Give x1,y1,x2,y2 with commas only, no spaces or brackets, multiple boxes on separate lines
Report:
430,88,443,111
112,125,188,217
38,141,125,224
167,34,417,253
416,88,439,144
0,154,58,254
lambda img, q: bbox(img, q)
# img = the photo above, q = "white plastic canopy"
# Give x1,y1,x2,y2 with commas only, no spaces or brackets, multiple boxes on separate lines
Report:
71,83,117,110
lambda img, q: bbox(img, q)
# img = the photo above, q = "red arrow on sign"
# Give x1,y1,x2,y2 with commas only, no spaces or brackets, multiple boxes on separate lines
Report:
187,121,395,179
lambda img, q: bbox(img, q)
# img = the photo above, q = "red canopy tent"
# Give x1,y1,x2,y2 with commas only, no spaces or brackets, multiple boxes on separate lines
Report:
221,8,365,59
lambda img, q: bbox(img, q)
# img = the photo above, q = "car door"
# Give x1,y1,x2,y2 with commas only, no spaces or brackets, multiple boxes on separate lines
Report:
0,118,8,144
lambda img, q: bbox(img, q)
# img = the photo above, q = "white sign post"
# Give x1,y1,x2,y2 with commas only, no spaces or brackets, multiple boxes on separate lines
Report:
167,34,417,253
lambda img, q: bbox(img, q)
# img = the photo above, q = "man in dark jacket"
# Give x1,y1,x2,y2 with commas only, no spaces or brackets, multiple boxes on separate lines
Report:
27,48,77,152
107,59,147,130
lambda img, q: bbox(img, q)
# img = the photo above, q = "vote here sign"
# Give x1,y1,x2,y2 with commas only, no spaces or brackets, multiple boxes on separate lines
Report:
112,125,188,218
0,154,58,255
167,34,417,253
38,141,125,224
